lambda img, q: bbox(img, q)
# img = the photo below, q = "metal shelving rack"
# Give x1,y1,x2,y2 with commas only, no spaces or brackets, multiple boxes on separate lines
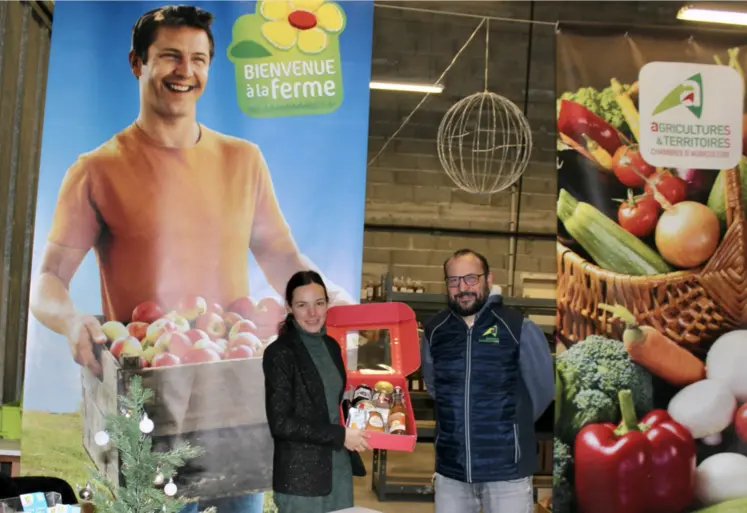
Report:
363,273,557,502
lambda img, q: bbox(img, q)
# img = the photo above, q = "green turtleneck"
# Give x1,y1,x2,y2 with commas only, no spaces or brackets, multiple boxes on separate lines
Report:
273,319,354,513
293,319,343,427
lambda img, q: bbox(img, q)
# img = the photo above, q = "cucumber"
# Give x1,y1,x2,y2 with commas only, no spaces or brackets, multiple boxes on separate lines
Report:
557,189,673,276
692,497,747,513
707,156,747,230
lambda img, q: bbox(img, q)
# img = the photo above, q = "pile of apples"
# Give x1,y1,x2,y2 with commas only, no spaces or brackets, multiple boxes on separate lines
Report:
101,295,286,369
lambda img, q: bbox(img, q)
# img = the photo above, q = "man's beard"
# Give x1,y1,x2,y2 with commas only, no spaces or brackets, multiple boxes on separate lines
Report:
447,286,490,317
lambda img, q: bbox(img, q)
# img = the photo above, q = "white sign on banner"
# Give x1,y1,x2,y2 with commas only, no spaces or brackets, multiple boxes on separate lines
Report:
638,61,743,170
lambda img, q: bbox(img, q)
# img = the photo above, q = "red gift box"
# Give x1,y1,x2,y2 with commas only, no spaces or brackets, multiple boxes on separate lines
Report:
326,302,421,452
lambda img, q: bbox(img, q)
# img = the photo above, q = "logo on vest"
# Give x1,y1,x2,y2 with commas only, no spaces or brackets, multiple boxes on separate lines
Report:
479,325,500,344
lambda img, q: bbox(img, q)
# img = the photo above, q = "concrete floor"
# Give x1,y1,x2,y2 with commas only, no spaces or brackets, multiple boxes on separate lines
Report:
350,442,551,513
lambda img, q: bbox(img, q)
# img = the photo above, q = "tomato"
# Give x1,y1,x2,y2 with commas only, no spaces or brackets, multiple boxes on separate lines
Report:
611,145,656,188
735,403,747,444
618,192,660,238
644,171,688,205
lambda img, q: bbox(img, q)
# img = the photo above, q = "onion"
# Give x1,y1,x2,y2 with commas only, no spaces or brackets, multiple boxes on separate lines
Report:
654,201,720,268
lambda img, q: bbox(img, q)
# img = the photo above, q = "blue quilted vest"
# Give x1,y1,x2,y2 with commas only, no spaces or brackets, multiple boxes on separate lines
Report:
424,296,536,483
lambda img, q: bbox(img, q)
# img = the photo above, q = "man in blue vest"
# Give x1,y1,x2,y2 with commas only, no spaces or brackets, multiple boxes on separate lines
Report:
421,248,555,513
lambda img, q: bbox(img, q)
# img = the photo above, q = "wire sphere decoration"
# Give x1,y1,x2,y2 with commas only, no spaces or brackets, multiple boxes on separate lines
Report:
437,90,533,195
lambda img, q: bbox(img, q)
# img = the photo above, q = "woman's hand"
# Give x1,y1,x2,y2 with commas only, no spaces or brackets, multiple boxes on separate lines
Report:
344,427,371,452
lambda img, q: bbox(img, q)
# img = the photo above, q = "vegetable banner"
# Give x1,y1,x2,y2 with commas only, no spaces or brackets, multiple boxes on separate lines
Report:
554,23,747,513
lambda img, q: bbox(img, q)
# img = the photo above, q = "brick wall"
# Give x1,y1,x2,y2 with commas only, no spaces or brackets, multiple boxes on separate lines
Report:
361,1,683,296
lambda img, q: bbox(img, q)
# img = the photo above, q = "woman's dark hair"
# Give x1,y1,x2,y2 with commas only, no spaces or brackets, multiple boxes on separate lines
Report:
277,270,329,336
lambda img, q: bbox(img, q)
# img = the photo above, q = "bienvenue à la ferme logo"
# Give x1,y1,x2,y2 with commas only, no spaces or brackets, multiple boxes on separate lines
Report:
227,0,347,119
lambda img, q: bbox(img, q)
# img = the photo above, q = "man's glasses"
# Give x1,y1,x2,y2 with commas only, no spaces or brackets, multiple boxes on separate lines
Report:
445,273,484,288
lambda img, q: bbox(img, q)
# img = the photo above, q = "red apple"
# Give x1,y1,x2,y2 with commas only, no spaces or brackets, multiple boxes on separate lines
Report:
184,329,209,344
175,295,207,322
226,345,254,360
110,336,143,360
222,312,243,330
145,318,178,346
253,297,286,327
127,321,149,342
195,312,226,340
165,311,190,332
207,302,224,315
154,331,193,358
182,346,222,364
228,332,262,352
214,338,228,354
229,319,258,339
132,300,164,324
227,296,256,319
193,338,225,357
152,352,181,368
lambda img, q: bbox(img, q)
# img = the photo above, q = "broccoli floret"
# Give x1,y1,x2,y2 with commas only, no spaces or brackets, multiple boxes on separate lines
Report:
558,84,633,130
553,439,575,513
555,334,653,444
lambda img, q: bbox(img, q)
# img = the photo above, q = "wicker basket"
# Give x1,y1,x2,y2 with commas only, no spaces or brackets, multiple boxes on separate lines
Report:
557,167,747,352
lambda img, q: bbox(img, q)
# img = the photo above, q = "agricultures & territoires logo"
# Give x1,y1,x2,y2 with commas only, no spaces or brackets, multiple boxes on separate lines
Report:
652,72,703,119
227,0,346,118
638,61,743,170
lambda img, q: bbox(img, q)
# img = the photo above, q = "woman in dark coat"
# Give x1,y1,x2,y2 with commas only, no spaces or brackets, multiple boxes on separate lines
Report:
262,270,370,513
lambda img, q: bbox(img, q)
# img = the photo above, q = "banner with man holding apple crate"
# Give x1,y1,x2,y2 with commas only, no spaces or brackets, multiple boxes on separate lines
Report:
20,0,374,509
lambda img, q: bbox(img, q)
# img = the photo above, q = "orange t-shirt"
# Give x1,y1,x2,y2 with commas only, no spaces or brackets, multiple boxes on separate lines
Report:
48,123,295,322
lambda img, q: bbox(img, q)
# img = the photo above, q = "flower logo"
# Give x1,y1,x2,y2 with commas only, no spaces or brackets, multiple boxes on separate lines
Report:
259,0,345,55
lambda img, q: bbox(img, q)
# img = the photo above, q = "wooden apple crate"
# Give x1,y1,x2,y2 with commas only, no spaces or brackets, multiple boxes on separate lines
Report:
81,348,272,500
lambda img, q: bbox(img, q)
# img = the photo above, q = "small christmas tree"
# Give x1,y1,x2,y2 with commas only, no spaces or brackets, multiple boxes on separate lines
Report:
86,374,216,513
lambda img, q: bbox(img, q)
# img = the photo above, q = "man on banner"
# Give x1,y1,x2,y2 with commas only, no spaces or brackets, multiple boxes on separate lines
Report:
420,249,555,513
29,4,353,512
30,3,353,375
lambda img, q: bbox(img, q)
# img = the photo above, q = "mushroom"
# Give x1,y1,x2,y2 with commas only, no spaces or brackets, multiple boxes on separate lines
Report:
667,378,737,446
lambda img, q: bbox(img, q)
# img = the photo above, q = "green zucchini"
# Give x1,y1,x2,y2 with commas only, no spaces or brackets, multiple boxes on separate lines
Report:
707,155,747,230
692,497,747,513
557,189,673,276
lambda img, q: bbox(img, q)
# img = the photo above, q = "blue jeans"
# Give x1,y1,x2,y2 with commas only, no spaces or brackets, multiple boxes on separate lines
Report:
434,473,533,513
179,492,265,513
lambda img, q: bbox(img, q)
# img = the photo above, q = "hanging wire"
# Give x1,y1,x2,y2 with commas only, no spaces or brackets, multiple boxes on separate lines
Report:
367,17,486,167
484,19,490,92
374,3,557,27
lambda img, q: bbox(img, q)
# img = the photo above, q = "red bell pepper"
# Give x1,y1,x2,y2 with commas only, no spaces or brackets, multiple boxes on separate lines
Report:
557,99,625,157
574,389,696,513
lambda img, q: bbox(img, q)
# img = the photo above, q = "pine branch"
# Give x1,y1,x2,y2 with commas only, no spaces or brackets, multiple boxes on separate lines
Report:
87,374,214,513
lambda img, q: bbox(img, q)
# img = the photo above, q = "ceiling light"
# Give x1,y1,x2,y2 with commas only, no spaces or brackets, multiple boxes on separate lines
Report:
677,5,747,26
369,81,444,94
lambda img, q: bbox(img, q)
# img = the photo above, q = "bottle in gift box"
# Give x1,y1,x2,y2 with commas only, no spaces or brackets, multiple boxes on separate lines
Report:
372,381,394,409
390,386,406,415
388,412,407,435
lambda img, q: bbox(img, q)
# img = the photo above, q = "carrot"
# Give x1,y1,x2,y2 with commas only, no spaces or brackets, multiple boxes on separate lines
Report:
598,302,706,387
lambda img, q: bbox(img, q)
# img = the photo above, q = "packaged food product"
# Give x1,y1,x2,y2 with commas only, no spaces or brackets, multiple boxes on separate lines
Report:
355,400,376,412
347,408,367,430
366,411,385,432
